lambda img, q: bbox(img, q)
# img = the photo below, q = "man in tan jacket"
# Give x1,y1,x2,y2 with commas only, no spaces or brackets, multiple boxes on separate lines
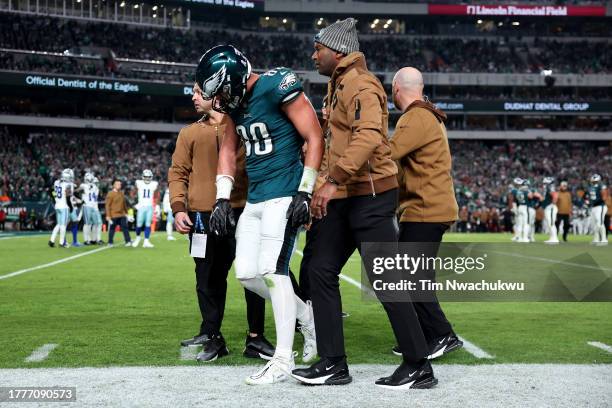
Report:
555,181,572,242
292,18,436,390
104,179,132,246
168,82,274,362
389,67,461,362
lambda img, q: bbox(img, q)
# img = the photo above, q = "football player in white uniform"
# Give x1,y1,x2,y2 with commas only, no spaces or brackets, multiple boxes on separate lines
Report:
132,169,159,248
48,168,74,248
79,172,102,245
162,186,176,241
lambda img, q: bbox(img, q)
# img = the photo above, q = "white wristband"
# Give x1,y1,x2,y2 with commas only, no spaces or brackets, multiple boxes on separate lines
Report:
298,166,318,194
216,175,234,200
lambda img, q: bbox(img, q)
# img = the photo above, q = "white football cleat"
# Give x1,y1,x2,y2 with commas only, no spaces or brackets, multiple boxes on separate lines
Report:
143,239,154,248
245,355,295,385
544,239,559,244
167,235,177,241
298,301,317,363
131,237,141,247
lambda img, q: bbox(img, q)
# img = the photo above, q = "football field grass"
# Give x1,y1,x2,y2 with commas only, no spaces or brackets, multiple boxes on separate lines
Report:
0,231,611,369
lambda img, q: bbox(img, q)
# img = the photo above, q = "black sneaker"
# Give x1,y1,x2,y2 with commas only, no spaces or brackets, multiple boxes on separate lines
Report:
291,357,352,385
427,333,463,360
180,333,210,347
196,334,229,362
96,240,105,245
391,333,463,360
243,333,275,360
375,360,437,390
48,241,55,248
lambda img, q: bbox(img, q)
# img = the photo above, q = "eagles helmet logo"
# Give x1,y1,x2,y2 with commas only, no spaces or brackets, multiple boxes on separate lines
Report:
202,64,227,99
279,73,297,91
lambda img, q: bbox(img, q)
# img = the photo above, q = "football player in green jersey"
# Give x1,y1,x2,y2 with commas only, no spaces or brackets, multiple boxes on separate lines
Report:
587,174,608,245
541,177,559,244
196,45,324,384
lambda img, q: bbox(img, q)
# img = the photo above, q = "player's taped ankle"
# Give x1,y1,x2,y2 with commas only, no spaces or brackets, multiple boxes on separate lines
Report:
215,175,234,200
298,166,317,194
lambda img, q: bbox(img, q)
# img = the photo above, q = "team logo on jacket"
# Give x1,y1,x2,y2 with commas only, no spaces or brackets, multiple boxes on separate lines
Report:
279,73,297,91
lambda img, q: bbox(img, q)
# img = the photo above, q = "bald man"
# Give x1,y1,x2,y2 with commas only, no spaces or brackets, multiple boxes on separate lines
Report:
389,67,462,360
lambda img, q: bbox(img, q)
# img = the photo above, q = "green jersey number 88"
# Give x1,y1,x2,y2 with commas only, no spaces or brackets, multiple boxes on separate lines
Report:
236,122,273,157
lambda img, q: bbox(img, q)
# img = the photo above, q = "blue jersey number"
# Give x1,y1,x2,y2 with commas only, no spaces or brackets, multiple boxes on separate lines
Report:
89,192,97,202
143,189,151,199
55,186,62,199
236,123,273,157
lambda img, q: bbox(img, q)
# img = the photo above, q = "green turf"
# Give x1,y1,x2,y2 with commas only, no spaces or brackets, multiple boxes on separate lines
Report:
0,232,610,368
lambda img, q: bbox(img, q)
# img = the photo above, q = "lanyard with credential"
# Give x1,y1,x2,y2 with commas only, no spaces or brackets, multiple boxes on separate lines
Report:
195,212,205,234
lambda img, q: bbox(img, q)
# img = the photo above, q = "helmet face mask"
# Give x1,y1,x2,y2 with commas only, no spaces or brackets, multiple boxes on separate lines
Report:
61,168,74,183
196,45,251,114
142,169,153,183
85,172,95,184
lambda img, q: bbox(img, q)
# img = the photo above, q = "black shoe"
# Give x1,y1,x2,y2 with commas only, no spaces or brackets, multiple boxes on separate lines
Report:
83,241,91,246
341,312,350,318
427,333,463,360
196,334,229,362
48,241,55,248
375,360,437,389
291,357,352,385
243,333,275,360
180,333,210,347
96,240,105,245
391,345,402,356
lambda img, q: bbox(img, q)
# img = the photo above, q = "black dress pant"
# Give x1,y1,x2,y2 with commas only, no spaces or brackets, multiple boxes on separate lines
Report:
399,222,454,341
555,214,570,241
189,209,265,336
108,216,131,244
296,218,322,302
309,188,429,363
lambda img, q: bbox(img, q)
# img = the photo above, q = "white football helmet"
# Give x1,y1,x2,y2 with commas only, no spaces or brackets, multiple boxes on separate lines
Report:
61,168,74,183
93,176,99,185
84,172,95,184
513,177,524,186
543,177,554,185
590,174,601,185
142,169,153,183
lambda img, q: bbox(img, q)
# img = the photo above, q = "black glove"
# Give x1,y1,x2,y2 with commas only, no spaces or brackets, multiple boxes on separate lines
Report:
210,199,235,237
286,192,312,228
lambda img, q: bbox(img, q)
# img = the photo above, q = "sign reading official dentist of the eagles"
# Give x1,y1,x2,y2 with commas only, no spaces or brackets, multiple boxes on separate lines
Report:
359,242,612,302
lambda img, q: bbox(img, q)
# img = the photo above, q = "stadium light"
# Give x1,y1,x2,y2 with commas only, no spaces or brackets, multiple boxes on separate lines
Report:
512,21,520,26
317,20,322,26
477,19,483,24
265,16,270,21
373,19,379,24
119,1,125,7
383,24,389,29
152,5,158,11
498,22,503,26
387,19,392,24
370,23,376,29
282,18,287,23
134,4,139,8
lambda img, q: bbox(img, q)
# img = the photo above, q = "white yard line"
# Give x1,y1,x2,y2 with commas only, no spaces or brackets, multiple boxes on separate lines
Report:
294,249,494,359
179,346,200,361
457,336,494,359
587,341,612,354
25,344,58,363
488,250,612,273
0,246,110,281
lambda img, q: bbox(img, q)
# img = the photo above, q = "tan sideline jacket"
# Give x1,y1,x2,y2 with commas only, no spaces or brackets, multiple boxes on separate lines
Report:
168,117,247,214
390,100,458,223
557,190,572,215
315,52,398,198
105,190,128,218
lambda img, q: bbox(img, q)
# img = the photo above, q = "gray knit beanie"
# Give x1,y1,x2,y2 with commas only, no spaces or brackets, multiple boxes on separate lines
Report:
314,18,359,55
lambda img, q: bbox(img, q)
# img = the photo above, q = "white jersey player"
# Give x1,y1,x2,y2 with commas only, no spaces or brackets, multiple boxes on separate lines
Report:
132,169,158,248
79,172,103,245
48,168,74,247
542,177,559,244
162,188,176,241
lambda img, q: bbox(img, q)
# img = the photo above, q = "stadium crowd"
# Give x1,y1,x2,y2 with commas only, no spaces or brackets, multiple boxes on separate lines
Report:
1,14,611,79
1,128,609,234
0,129,172,202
